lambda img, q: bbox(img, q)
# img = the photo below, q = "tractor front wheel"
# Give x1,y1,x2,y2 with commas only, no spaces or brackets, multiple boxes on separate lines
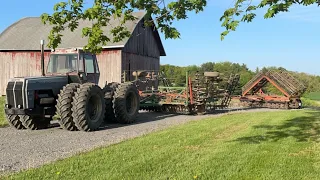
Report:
56,83,80,131
6,115,26,129
72,83,106,131
20,115,51,130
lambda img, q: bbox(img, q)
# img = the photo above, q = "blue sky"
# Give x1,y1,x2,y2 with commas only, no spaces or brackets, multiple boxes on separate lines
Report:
0,0,319,75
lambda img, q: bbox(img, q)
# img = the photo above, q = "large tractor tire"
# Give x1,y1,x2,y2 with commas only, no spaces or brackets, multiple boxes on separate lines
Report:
112,82,140,124
72,83,106,131
103,82,119,122
56,83,80,131
20,115,51,130
6,115,25,129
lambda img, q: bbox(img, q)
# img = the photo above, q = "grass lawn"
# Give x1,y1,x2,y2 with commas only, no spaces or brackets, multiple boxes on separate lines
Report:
305,92,320,101
3,109,320,180
0,96,7,127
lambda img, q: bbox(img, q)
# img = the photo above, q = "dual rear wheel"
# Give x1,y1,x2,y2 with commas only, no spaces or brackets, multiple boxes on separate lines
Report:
56,82,140,132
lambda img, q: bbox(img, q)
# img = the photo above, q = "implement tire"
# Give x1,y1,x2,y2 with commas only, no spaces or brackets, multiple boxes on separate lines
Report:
112,82,140,124
103,82,119,122
6,115,25,129
204,71,220,78
56,83,80,131
20,115,50,130
72,83,105,131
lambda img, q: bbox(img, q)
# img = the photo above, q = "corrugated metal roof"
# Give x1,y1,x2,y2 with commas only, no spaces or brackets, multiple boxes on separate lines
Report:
0,11,155,51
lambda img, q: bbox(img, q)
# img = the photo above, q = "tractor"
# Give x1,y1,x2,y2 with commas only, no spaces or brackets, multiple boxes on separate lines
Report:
4,40,140,131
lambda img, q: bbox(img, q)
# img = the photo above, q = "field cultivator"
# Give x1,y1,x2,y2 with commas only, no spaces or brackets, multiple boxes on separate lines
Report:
240,69,306,109
123,70,240,115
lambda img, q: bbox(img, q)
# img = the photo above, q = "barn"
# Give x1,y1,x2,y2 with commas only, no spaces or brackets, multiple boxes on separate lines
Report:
0,11,166,95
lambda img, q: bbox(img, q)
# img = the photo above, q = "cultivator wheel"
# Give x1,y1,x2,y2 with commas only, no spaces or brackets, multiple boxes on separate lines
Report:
161,105,192,115
56,83,80,131
204,72,219,78
72,83,106,132
6,115,25,130
112,82,140,124
141,106,162,112
103,82,119,122
20,115,50,130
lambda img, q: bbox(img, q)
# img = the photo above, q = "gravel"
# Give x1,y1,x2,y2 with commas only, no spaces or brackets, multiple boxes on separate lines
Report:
0,108,282,175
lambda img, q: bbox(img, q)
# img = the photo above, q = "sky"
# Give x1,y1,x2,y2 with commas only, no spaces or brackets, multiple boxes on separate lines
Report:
0,0,319,75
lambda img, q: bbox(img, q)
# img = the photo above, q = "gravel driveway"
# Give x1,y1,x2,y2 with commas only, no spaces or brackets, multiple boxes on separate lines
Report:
0,108,282,175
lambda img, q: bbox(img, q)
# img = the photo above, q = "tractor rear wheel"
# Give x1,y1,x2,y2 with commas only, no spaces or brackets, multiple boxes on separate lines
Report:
103,82,119,122
72,83,105,131
20,115,50,130
112,82,140,124
56,83,80,131
6,115,25,129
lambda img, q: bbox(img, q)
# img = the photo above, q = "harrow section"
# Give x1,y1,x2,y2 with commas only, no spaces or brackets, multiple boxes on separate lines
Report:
240,69,306,109
124,70,240,115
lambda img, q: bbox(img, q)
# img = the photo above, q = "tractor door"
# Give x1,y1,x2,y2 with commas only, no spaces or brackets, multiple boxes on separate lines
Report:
83,53,100,84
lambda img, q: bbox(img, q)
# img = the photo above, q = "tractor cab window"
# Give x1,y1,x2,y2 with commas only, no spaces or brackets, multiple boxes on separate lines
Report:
78,54,99,74
47,54,78,74
84,54,95,73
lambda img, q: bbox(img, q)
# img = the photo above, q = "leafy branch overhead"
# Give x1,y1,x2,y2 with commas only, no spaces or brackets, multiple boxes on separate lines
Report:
220,0,318,40
41,0,319,53
41,0,207,53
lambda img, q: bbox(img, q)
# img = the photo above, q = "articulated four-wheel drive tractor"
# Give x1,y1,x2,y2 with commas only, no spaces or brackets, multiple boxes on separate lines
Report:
4,41,140,131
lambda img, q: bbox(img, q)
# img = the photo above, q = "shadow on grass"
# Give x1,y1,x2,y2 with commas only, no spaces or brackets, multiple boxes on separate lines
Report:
233,111,320,144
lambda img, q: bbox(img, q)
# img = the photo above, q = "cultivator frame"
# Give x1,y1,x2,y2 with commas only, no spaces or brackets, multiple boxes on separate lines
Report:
240,69,306,109
122,70,240,115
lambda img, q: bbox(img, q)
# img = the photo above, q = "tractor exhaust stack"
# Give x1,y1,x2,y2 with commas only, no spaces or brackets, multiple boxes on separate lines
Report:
40,40,45,76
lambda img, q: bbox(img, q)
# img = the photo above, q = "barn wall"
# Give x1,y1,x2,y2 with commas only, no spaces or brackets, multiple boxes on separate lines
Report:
0,51,50,96
0,50,122,96
122,52,159,81
96,50,122,87
122,18,161,58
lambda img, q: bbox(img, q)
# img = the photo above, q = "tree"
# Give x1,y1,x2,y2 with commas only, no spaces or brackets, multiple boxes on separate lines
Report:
42,0,319,53
41,0,206,53
220,0,319,40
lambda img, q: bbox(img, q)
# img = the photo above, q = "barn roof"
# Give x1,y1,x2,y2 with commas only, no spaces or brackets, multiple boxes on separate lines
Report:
0,11,165,56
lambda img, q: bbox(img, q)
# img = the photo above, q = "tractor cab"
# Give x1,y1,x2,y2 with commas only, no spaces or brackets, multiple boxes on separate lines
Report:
46,48,100,84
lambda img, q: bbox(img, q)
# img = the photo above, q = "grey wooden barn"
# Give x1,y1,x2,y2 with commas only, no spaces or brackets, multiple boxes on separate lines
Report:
0,11,166,95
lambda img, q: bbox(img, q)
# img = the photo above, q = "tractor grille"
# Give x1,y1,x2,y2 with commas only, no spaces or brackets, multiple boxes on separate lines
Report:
6,82,15,107
6,81,24,108
14,82,23,107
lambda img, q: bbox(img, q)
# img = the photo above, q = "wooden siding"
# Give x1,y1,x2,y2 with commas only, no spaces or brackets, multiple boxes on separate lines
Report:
96,50,122,87
0,50,122,96
0,52,50,96
123,18,160,58
122,52,159,81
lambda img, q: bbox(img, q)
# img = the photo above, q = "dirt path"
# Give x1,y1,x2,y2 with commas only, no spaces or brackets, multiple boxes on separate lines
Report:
0,108,282,175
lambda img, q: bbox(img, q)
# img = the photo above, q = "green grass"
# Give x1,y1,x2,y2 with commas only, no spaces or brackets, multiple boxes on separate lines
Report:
301,97,320,108
4,110,320,180
304,92,320,101
0,96,7,127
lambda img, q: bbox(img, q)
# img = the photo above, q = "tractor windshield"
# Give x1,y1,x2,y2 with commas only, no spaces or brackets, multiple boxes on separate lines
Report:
47,54,78,74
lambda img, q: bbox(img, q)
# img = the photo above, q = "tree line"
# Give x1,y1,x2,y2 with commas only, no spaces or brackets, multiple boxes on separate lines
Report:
160,61,320,96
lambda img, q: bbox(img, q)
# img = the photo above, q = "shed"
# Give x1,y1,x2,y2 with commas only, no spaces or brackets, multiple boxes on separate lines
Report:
0,11,166,95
